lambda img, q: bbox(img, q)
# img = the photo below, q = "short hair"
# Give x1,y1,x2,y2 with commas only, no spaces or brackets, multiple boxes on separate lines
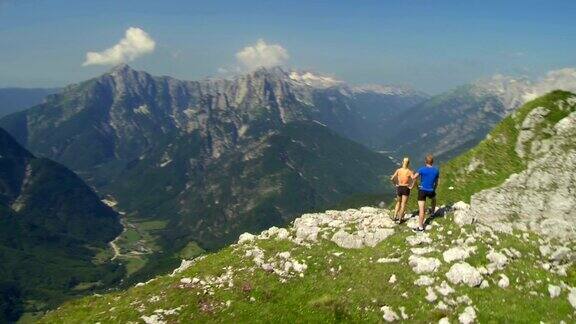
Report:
425,154,434,165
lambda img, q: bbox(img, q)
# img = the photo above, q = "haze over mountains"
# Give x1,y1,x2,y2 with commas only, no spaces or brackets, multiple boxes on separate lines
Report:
0,88,59,118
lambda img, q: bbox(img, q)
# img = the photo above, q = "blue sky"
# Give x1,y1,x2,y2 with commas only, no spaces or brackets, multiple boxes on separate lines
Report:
1,0,575,93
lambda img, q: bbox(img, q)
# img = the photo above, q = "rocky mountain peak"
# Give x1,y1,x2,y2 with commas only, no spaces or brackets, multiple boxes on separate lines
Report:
100,64,155,95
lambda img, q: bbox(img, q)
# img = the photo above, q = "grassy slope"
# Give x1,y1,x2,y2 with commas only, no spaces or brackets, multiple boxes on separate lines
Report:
40,212,576,323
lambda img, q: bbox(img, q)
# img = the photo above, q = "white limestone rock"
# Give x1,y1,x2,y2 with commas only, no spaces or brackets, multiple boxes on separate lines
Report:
377,257,401,264
443,247,472,263
569,289,576,309
408,255,441,273
498,274,510,288
486,251,508,269
465,109,576,241
363,228,395,247
331,230,364,249
411,247,436,255
550,246,572,262
454,210,474,227
380,306,400,322
436,281,456,296
170,259,196,276
446,262,483,287
141,314,166,324
406,233,433,246
438,317,450,324
296,225,320,242
453,201,470,211
238,233,256,244
548,284,561,298
276,228,290,240
458,306,477,324
414,275,435,286
425,287,438,302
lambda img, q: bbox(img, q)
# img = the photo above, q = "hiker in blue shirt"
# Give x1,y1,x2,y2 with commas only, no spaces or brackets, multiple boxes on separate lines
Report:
411,154,440,231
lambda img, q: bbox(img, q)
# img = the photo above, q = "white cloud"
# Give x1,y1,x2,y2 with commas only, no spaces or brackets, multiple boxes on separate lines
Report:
235,39,289,71
83,27,156,66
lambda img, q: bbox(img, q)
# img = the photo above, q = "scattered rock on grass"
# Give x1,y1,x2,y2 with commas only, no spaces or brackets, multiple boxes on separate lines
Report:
414,275,435,286
458,306,476,324
436,281,456,296
380,306,400,322
486,251,508,269
331,230,364,249
438,317,450,324
568,289,576,309
446,262,483,287
425,287,438,302
408,255,441,273
238,233,256,244
548,285,561,298
443,247,472,263
498,274,510,289
406,233,433,246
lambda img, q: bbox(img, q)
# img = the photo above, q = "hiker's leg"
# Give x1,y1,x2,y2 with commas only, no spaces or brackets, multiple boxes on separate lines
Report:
399,195,409,221
418,200,426,228
430,197,437,216
394,196,401,219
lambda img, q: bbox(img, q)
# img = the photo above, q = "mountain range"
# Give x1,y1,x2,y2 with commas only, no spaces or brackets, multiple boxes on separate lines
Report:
0,65,406,282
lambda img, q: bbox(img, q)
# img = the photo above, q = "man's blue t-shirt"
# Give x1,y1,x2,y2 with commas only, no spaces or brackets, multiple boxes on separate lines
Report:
418,166,439,192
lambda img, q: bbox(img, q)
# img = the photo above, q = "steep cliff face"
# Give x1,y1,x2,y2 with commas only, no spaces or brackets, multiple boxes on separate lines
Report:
462,93,576,240
436,90,576,241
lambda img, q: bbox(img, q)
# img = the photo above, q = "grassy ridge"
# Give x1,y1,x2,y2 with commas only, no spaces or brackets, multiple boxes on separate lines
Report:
39,213,576,323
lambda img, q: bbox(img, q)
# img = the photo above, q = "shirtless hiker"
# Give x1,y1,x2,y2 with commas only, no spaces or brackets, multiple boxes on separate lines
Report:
390,157,414,223
411,154,440,232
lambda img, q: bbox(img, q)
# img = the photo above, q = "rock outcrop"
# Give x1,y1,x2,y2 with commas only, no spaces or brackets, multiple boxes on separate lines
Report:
450,94,576,242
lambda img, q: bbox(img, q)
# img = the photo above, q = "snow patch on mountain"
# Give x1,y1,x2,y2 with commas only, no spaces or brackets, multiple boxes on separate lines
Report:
288,71,343,88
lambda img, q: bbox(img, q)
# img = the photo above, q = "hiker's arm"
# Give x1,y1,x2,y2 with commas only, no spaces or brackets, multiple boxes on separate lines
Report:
390,170,398,184
410,172,419,189
408,171,415,189
434,173,440,190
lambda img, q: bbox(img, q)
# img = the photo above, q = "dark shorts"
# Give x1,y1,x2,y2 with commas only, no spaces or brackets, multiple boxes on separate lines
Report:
396,186,410,197
418,190,436,201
